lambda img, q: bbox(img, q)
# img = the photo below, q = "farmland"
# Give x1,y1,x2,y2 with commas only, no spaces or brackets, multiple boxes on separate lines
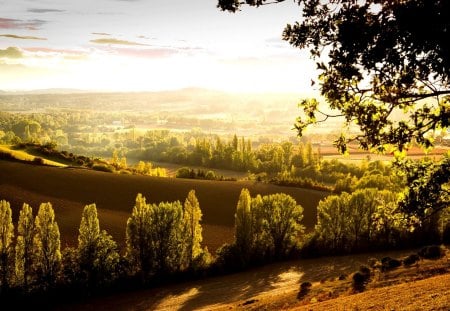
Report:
0,159,328,252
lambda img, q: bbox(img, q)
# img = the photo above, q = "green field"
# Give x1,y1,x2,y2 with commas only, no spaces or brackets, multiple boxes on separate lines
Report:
0,160,328,252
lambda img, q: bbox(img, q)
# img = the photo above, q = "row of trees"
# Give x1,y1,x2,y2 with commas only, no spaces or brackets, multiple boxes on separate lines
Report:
1,185,448,300
220,190,305,268
129,133,321,175
0,190,205,295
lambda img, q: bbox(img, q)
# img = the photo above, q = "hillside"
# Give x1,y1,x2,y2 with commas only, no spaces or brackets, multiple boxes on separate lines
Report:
0,160,328,251
58,248,450,310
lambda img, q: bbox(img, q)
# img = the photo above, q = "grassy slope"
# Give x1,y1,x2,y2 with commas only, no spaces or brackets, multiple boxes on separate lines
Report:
58,248,450,310
292,273,450,310
0,160,328,251
0,145,67,167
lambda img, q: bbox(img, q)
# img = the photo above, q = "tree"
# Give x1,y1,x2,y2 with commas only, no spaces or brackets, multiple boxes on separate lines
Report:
219,0,449,150
398,154,450,219
347,189,378,250
0,200,14,291
126,194,153,278
182,190,203,269
15,203,34,289
234,188,253,262
150,201,184,274
315,194,350,252
259,193,304,258
33,202,61,288
218,0,450,216
78,204,119,287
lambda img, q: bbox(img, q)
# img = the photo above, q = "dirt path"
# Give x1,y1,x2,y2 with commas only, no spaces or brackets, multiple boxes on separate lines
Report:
58,250,415,311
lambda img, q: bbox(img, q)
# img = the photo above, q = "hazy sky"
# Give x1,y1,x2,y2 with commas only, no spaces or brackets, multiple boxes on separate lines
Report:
0,0,317,93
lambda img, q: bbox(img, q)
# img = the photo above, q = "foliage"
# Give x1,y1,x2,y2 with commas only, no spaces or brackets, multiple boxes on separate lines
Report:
396,154,450,218
221,0,449,152
125,194,153,278
0,200,14,291
221,190,304,268
15,203,34,289
150,201,184,274
182,190,203,269
315,189,403,253
217,0,450,218
234,189,253,263
33,202,61,289
77,204,119,288
258,193,305,258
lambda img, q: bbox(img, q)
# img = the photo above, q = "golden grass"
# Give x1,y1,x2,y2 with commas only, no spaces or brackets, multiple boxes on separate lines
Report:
0,145,67,167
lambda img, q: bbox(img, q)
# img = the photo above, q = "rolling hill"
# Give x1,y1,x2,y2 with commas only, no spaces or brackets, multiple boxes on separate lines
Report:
0,160,328,251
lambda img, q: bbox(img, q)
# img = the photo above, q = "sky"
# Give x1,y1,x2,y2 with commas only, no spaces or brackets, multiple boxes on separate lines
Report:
0,0,318,93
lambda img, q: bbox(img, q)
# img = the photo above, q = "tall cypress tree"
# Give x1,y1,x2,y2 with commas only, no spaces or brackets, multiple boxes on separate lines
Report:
182,190,203,269
0,200,14,292
78,204,119,287
33,202,61,289
126,194,153,278
15,203,34,289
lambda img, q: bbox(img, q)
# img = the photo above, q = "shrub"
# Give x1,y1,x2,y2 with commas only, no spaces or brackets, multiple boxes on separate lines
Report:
205,171,216,180
92,164,114,173
300,281,312,291
402,254,420,266
367,258,379,268
176,167,192,179
0,151,14,160
352,272,367,292
418,245,443,260
359,265,371,278
32,157,44,165
381,257,401,271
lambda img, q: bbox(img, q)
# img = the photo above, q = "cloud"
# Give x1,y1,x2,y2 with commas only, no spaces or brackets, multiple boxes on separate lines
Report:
112,47,177,58
0,17,46,30
27,8,65,13
23,47,88,60
90,38,148,46
0,34,47,40
0,47,23,58
92,32,111,36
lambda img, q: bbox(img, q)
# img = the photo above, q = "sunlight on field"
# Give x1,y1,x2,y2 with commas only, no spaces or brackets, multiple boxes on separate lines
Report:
0,145,67,167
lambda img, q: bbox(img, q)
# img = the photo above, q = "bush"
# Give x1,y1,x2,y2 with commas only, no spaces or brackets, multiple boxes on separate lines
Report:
418,245,443,260
381,257,401,271
92,164,114,173
298,281,312,298
32,157,44,165
205,171,216,180
367,258,379,268
0,151,14,160
176,167,193,179
352,272,367,292
402,254,420,266
359,265,371,278
300,281,312,291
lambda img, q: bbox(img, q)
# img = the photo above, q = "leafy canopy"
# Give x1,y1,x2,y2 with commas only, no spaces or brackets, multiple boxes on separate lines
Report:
218,0,450,216
218,0,449,152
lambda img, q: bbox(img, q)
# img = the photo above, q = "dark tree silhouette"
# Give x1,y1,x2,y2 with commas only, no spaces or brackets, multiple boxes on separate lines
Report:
218,0,450,216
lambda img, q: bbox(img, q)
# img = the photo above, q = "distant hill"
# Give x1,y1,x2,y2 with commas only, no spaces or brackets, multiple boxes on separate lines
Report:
1,88,91,95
